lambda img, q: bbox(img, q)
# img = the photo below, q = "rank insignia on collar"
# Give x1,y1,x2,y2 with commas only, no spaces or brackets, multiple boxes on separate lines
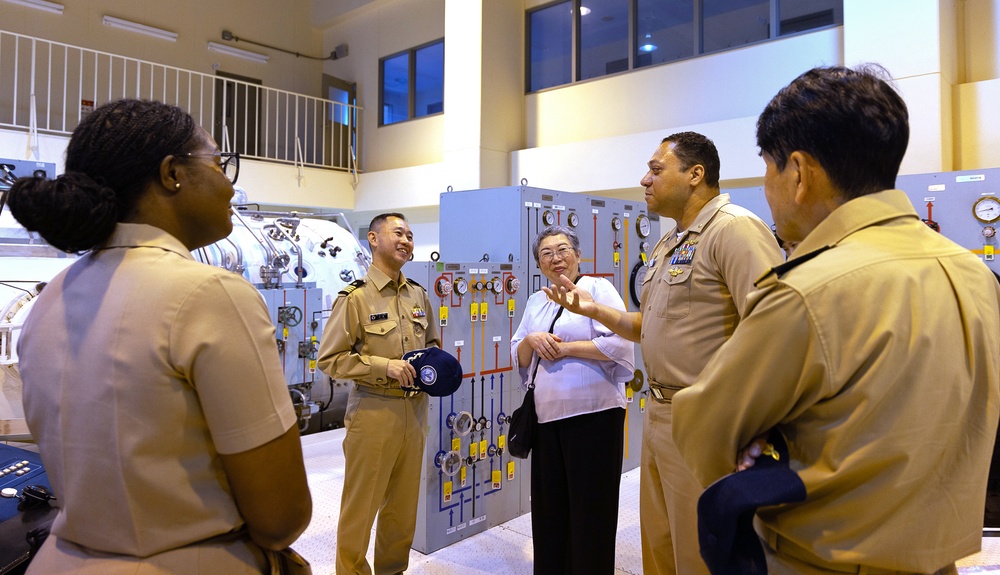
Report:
412,305,426,318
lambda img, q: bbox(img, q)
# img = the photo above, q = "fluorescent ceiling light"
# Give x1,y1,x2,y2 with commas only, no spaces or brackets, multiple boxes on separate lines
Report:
102,16,178,42
4,0,64,14
208,42,269,64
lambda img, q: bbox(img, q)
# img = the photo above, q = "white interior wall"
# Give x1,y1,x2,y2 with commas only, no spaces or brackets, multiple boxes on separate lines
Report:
1,0,324,98
4,0,1000,259
320,0,447,173
966,0,999,82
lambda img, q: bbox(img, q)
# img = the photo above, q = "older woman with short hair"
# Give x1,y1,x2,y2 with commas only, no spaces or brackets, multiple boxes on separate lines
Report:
511,225,635,575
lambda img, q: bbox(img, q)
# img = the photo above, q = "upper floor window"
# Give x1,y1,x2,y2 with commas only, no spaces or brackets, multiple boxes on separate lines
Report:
380,39,444,125
528,0,842,93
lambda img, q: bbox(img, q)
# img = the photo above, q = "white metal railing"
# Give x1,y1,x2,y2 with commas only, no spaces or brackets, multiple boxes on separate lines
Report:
0,29,362,173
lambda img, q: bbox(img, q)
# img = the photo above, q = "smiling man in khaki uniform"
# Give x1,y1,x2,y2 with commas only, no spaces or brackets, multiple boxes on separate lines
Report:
318,212,439,575
545,132,783,575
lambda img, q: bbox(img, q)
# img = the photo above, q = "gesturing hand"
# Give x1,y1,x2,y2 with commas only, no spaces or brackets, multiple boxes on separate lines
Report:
541,274,595,317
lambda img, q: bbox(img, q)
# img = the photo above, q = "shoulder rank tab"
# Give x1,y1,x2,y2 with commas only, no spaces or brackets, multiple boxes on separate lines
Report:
405,277,425,291
338,278,366,297
756,245,833,286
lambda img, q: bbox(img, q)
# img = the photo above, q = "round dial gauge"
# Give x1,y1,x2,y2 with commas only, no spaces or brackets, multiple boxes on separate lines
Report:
973,196,1000,223
453,277,469,296
542,210,555,226
611,216,623,231
629,261,649,308
567,212,579,228
635,214,651,238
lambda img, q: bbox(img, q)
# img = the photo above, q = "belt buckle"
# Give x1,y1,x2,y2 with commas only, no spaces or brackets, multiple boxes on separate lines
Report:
402,388,421,398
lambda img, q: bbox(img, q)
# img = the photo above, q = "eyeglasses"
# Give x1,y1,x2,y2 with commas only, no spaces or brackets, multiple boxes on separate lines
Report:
175,151,240,184
538,245,575,262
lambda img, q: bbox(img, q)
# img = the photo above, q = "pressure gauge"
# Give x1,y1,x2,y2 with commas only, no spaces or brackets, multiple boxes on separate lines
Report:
611,216,623,231
635,214,651,238
567,212,579,228
542,210,555,226
973,196,1000,223
453,277,469,296
629,261,649,308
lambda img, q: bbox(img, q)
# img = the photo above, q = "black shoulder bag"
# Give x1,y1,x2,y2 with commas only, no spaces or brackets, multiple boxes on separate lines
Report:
508,283,575,459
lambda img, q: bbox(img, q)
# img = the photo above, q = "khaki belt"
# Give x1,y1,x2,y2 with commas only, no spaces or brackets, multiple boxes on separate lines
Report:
648,378,684,403
760,524,942,575
356,384,420,398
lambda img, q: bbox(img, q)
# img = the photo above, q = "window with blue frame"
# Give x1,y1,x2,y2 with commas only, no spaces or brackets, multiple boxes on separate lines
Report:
380,39,444,126
528,0,842,92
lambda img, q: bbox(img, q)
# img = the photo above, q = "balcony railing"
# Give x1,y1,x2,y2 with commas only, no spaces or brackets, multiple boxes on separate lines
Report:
0,29,361,173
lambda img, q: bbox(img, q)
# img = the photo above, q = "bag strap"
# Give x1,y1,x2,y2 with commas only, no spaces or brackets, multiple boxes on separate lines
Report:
527,275,581,389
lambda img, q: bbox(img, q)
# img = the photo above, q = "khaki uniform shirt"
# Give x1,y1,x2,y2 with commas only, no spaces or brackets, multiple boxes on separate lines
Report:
640,193,783,388
19,223,296,561
674,190,1000,572
317,264,439,386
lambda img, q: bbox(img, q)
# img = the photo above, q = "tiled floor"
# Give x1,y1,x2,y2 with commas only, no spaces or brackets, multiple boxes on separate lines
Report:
297,428,1000,575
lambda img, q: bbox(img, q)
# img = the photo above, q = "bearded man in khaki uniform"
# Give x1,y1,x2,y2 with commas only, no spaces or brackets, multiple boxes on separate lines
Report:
318,212,440,575
545,132,783,575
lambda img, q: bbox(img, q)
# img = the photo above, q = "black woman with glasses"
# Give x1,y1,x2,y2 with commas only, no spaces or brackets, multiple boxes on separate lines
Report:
4,99,311,574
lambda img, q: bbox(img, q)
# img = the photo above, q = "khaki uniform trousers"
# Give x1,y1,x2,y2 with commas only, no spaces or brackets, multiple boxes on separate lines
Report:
761,527,959,575
336,386,428,575
640,398,711,575
26,534,268,574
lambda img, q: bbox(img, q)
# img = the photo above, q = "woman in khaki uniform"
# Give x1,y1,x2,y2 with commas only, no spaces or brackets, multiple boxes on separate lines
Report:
8,99,312,573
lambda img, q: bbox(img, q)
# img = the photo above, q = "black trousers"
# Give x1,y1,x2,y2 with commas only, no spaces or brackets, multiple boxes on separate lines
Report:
531,407,626,575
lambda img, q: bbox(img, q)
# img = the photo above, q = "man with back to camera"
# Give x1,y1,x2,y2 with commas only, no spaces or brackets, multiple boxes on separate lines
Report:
544,131,783,574
672,65,1000,574
317,212,439,575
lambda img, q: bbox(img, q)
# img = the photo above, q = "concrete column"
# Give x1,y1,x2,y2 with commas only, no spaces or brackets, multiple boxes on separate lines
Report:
443,0,525,191
844,0,959,172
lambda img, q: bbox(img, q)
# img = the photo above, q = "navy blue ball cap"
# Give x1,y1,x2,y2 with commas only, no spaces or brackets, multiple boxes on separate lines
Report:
697,429,807,575
402,347,464,397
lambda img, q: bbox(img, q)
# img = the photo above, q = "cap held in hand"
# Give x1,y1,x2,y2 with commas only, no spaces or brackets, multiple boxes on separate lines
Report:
401,347,464,397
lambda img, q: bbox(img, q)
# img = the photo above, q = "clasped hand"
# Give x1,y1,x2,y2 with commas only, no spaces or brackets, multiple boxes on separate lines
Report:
386,359,418,388
524,332,565,362
737,435,771,471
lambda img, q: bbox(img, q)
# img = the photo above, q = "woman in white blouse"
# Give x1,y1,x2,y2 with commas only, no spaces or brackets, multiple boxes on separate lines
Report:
511,225,635,575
